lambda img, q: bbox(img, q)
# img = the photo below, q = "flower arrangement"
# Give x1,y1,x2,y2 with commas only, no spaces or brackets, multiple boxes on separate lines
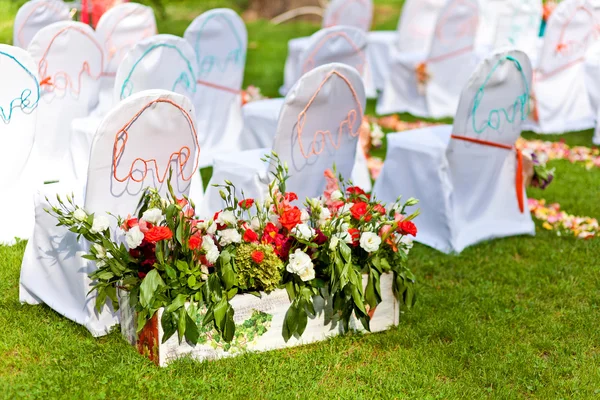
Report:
241,85,267,105
522,150,555,190
529,199,599,239
47,156,418,345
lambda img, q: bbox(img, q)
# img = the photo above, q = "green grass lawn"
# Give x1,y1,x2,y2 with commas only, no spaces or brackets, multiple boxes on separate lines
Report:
2,1,600,398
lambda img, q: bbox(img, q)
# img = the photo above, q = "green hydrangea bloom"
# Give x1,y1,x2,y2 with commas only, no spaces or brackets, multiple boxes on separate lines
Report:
235,243,284,292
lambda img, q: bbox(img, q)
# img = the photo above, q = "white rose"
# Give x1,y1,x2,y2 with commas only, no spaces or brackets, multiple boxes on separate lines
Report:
331,190,344,201
329,236,339,251
125,225,144,249
318,208,331,226
90,215,110,234
334,231,353,244
73,208,87,222
218,228,241,246
397,235,414,255
142,208,163,225
291,223,315,241
206,221,217,235
360,232,381,253
250,216,261,231
202,235,220,264
300,209,310,223
339,202,354,215
93,244,106,259
216,210,237,226
286,249,315,282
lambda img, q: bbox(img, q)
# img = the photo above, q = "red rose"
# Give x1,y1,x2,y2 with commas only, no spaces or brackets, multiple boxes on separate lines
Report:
251,250,265,264
348,228,360,246
346,186,366,196
243,229,259,243
239,198,255,209
398,220,417,237
274,235,293,260
279,207,302,231
284,192,298,202
144,226,173,243
189,236,201,250
373,204,386,215
350,202,371,221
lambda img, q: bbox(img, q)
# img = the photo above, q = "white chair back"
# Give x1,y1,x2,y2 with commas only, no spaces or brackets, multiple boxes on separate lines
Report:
184,8,247,153
322,0,373,32
85,90,199,216
272,63,366,200
115,35,198,103
28,21,103,180
492,0,542,57
13,0,70,49
538,0,597,77
0,45,40,186
397,0,447,53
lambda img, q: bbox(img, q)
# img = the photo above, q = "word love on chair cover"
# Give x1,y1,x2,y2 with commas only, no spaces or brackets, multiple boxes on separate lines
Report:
367,0,446,92
377,0,480,119
20,90,200,336
70,3,157,181
27,21,103,182
322,0,373,32
199,63,366,217
524,0,597,134
0,45,40,244
13,0,70,49
184,8,247,166
281,26,369,96
374,50,535,254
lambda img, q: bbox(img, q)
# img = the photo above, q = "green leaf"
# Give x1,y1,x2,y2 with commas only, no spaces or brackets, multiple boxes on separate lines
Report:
136,310,148,333
177,307,186,343
161,311,177,343
95,271,114,281
139,269,164,308
351,286,367,315
222,306,235,343
176,221,184,246
184,312,200,344
95,286,107,313
339,241,351,264
164,264,177,280
296,307,308,337
282,304,298,342
165,294,187,313
175,259,188,272
213,297,228,330
187,275,197,288
365,270,378,308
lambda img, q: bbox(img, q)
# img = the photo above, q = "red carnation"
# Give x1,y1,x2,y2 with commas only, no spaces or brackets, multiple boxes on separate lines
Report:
262,223,279,244
346,186,366,196
350,202,371,221
313,229,328,245
189,236,201,250
144,226,173,243
121,216,138,232
279,207,302,231
373,204,386,215
348,228,360,246
239,198,255,209
243,229,259,243
398,220,417,237
284,192,298,202
251,250,265,264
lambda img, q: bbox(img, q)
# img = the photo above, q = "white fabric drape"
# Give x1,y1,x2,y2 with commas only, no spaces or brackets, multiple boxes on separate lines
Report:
13,0,70,49
20,90,200,336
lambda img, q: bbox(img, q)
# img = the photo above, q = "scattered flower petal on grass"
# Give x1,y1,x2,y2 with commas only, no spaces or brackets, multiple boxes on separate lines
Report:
528,198,599,239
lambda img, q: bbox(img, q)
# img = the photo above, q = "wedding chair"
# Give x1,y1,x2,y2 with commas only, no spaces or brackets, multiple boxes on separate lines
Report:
585,41,600,143
373,49,535,254
69,34,195,181
524,0,597,134
376,0,481,119
27,21,103,183
0,45,40,244
322,0,373,32
242,27,372,191
367,0,447,92
20,90,200,336
13,0,70,49
183,8,247,167
199,63,366,217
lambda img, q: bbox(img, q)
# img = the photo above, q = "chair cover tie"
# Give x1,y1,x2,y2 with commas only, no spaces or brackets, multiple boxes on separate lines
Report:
415,45,474,92
451,134,524,213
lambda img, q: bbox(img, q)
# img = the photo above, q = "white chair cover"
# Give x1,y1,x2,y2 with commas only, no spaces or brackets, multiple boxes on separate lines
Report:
322,0,373,32
281,26,369,96
524,0,597,134
0,45,40,244
69,34,194,181
373,50,535,253
27,21,103,182
200,63,366,217
490,0,543,61
585,41,600,143
13,0,70,49
367,0,446,92
377,0,481,119
20,90,200,337
184,8,247,167
70,3,157,181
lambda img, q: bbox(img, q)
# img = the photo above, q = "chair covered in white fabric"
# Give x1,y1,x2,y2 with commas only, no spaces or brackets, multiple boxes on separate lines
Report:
199,63,366,217
19,90,200,336
13,0,70,49
0,45,40,244
27,21,103,183
242,27,372,190
377,0,481,119
584,41,600,144
373,50,535,254
69,34,195,181
183,8,247,167
367,0,447,92
524,0,597,134
323,0,373,32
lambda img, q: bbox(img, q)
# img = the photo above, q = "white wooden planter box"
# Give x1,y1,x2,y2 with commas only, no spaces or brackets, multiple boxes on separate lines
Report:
120,273,399,366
